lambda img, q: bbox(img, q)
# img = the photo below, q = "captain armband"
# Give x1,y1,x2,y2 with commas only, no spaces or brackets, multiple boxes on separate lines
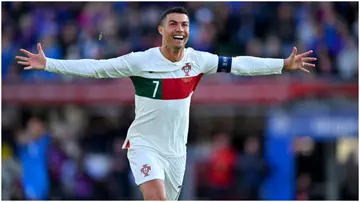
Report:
216,56,232,73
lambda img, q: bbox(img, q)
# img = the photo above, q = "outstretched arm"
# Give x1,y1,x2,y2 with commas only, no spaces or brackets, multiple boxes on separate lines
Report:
202,47,316,76
16,43,140,78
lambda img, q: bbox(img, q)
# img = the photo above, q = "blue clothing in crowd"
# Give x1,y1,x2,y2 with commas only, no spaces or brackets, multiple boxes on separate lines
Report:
18,134,51,200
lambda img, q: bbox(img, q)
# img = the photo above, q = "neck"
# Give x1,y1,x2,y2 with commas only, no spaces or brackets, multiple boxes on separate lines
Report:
160,45,184,62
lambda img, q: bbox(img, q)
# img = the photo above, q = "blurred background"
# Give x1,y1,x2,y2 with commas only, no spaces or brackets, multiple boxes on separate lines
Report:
1,1,358,200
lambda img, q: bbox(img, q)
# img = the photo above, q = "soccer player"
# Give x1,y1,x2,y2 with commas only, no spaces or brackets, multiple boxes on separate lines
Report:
16,7,316,200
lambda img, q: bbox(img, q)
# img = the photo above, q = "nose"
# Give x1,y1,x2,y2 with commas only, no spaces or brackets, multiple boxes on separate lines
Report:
175,24,183,32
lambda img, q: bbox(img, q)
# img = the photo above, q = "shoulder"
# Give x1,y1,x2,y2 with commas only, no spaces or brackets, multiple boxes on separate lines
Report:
185,47,202,58
120,47,158,69
186,47,218,61
123,47,167,75
186,47,219,73
125,47,157,60
142,47,159,55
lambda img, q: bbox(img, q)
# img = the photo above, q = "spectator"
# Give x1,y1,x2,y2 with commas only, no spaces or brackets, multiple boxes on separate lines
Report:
341,151,358,200
337,36,358,80
2,143,22,200
234,137,268,200
108,138,132,200
295,173,312,200
207,132,237,200
16,116,51,200
61,152,94,199
47,138,68,199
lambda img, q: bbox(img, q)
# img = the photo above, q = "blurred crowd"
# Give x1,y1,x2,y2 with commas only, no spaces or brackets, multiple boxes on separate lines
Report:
1,106,271,200
2,105,358,200
2,2,358,82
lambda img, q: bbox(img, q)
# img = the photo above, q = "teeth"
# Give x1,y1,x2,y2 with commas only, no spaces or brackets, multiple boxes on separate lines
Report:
174,36,184,39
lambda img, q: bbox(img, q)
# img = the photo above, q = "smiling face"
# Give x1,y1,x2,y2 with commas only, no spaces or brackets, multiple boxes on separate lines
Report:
158,13,189,50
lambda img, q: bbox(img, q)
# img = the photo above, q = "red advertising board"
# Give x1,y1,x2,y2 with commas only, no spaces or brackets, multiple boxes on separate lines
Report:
2,80,357,105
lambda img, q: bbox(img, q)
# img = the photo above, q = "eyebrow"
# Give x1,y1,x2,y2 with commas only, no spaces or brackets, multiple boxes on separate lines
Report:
168,20,189,24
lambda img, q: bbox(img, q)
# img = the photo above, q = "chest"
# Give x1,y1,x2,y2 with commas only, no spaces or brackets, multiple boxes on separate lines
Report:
131,61,203,100
136,60,202,79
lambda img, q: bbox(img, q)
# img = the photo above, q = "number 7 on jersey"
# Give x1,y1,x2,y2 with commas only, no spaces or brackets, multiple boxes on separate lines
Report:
152,81,159,98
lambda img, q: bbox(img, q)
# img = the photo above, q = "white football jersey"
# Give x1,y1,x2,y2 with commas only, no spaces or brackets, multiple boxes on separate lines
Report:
45,47,284,156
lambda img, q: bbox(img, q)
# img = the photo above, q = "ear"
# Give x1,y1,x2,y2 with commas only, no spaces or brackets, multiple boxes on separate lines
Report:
158,25,164,36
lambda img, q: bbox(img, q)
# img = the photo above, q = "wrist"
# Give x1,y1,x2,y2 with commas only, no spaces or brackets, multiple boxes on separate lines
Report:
43,57,49,71
283,58,290,71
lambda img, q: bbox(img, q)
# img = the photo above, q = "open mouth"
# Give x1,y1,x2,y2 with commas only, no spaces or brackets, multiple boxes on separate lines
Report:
173,36,184,41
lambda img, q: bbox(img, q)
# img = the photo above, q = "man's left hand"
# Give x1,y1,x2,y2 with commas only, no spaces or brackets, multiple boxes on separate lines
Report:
283,47,317,73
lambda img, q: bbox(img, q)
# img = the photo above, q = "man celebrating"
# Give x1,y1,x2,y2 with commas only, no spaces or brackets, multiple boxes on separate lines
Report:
16,7,316,200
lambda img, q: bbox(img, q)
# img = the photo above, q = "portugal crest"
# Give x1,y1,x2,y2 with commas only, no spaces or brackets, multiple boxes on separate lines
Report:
141,164,151,177
182,63,191,76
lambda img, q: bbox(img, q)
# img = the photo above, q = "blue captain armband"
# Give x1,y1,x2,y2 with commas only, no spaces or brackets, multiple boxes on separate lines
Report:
217,56,232,73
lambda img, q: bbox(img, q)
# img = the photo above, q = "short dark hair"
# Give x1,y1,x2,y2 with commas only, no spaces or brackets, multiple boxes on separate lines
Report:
159,7,188,26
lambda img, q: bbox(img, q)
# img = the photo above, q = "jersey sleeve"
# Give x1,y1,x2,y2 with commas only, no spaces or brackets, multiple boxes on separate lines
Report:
231,56,284,76
199,50,284,76
198,51,219,74
44,51,144,78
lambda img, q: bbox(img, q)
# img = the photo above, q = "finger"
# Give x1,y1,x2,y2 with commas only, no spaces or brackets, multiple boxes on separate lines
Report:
298,50,313,58
302,57,317,62
303,62,316,68
20,49,33,57
15,56,29,61
37,43,44,55
24,66,33,70
300,67,310,73
17,61,30,66
292,47,297,58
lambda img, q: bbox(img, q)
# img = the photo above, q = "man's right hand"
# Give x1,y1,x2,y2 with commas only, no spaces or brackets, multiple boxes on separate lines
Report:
16,43,47,70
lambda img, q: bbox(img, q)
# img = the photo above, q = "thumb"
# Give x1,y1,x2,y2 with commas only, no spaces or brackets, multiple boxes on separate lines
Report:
37,43,44,55
291,47,297,58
